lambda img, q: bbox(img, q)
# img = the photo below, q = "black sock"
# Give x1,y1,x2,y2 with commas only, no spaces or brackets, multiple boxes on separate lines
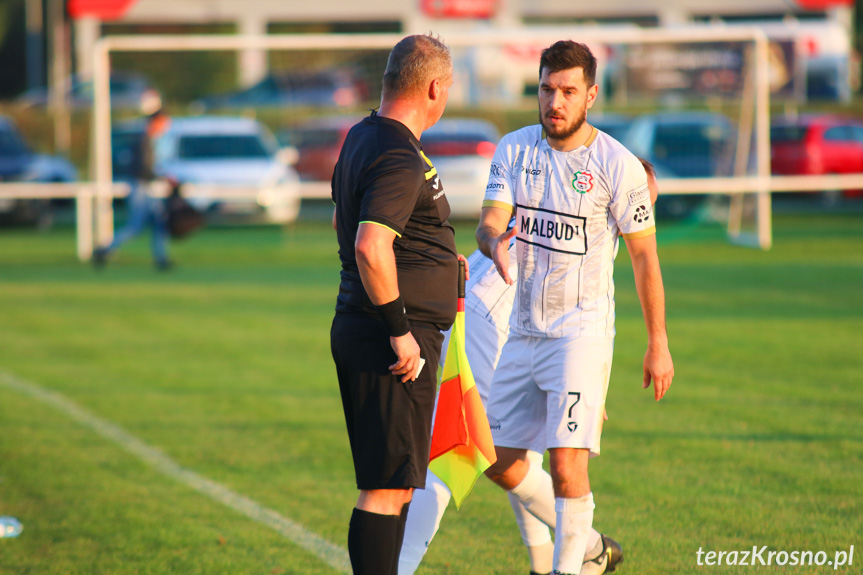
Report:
389,501,411,573
348,507,400,575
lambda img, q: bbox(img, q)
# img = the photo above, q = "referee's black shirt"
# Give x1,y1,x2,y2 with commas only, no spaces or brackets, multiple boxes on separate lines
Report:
332,112,458,330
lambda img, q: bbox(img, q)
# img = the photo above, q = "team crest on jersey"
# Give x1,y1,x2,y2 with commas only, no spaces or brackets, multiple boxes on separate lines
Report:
571,170,594,194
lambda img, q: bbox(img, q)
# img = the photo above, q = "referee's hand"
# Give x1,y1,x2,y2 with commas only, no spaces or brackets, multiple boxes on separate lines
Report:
389,332,422,383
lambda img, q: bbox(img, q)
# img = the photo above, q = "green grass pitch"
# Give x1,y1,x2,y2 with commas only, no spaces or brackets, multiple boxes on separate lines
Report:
0,212,861,574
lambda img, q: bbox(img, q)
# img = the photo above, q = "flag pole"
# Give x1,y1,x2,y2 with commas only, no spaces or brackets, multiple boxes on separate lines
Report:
458,259,466,304
428,257,497,508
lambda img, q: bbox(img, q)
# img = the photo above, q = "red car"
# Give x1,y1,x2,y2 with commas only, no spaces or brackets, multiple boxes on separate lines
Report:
279,117,357,183
280,116,500,218
771,115,863,197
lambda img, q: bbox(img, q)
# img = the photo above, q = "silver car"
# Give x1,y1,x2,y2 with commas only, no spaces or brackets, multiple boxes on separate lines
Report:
421,118,500,219
153,116,300,224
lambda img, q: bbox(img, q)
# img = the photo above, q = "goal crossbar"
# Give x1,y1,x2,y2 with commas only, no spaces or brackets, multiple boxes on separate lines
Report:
87,27,774,257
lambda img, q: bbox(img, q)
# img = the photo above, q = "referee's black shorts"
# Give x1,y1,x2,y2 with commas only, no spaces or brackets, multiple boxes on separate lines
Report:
331,313,444,491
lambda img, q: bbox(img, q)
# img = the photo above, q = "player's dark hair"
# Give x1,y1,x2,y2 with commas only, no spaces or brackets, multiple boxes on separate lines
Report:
539,40,597,87
383,34,451,99
637,157,656,178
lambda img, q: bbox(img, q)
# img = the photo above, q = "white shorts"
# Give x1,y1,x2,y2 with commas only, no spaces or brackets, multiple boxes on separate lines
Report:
486,334,614,455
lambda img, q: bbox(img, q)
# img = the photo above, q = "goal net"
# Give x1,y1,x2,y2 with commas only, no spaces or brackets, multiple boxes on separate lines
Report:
87,26,776,254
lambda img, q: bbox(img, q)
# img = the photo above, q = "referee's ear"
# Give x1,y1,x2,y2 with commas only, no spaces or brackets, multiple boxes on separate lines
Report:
428,77,443,101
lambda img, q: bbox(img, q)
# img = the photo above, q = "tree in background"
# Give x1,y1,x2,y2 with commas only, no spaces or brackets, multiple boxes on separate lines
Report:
0,0,29,100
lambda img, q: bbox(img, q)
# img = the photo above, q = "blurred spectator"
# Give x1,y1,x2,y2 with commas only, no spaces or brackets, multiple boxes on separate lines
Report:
93,92,173,270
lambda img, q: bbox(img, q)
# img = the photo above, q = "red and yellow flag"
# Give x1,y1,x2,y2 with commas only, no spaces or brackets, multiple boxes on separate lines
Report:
429,262,497,508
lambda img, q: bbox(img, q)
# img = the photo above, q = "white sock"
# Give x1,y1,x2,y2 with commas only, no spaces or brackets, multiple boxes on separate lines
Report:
510,458,557,528
553,493,595,574
506,455,604,564
583,529,602,561
508,451,553,571
527,541,555,575
398,471,452,575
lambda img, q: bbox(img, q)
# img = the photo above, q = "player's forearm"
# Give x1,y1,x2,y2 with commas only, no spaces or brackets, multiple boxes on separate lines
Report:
476,223,502,259
630,249,669,347
476,206,512,259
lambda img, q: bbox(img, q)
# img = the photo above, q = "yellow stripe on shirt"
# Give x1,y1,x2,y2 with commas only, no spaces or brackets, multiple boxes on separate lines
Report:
482,199,515,214
420,151,437,180
621,226,656,240
583,126,598,148
359,220,402,238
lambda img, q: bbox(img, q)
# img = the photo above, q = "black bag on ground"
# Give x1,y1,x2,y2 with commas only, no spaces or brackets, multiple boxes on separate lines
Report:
165,183,204,239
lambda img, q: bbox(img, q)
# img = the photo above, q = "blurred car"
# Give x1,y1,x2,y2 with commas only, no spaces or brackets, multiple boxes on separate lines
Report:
278,116,359,182
622,111,735,218
421,118,500,218
590,113,632,143
771,114,863,198
16,71,159,111
113,116,300,224
280,116,500,218
0,115,78,227
193,69,367,111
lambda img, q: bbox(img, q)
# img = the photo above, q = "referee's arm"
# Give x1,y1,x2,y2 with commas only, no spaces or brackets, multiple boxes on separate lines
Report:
355,222,422,382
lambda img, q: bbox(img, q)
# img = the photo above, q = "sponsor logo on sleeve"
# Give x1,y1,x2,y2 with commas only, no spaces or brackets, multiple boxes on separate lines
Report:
571,170,594,194
516,203,587,255
489,162,504,177
628,187,650,206
487,182,505,190
633,204,652,224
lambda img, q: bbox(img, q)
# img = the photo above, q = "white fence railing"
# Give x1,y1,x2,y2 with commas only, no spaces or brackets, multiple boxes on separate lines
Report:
3,175,863,261
0,181,311,261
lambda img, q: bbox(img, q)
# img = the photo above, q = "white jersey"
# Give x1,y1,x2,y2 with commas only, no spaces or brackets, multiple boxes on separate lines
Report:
483,124,655,338
464,239,517,334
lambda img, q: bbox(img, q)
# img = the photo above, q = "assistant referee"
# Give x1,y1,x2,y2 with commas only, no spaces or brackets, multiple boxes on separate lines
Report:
330,34,458,575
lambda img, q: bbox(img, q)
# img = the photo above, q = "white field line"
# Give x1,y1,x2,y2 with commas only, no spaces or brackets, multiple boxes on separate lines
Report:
0,370,350,573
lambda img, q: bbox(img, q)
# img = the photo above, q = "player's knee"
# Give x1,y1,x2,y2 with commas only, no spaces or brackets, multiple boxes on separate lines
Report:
484,448,529,489
548,448,590,494
357,488,413,514
483,458,511,484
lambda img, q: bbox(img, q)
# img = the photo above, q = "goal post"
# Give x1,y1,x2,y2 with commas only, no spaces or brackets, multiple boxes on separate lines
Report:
87,26,778,257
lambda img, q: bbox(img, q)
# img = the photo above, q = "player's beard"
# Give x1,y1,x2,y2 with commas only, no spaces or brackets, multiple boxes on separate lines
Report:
540,103,587,142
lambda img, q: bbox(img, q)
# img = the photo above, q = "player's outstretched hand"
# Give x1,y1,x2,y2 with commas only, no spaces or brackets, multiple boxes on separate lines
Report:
643,343,674,401
389,332,422,383
493,227,517,285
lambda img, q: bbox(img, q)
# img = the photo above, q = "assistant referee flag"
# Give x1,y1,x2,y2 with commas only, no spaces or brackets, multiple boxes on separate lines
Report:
428,260,497,508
